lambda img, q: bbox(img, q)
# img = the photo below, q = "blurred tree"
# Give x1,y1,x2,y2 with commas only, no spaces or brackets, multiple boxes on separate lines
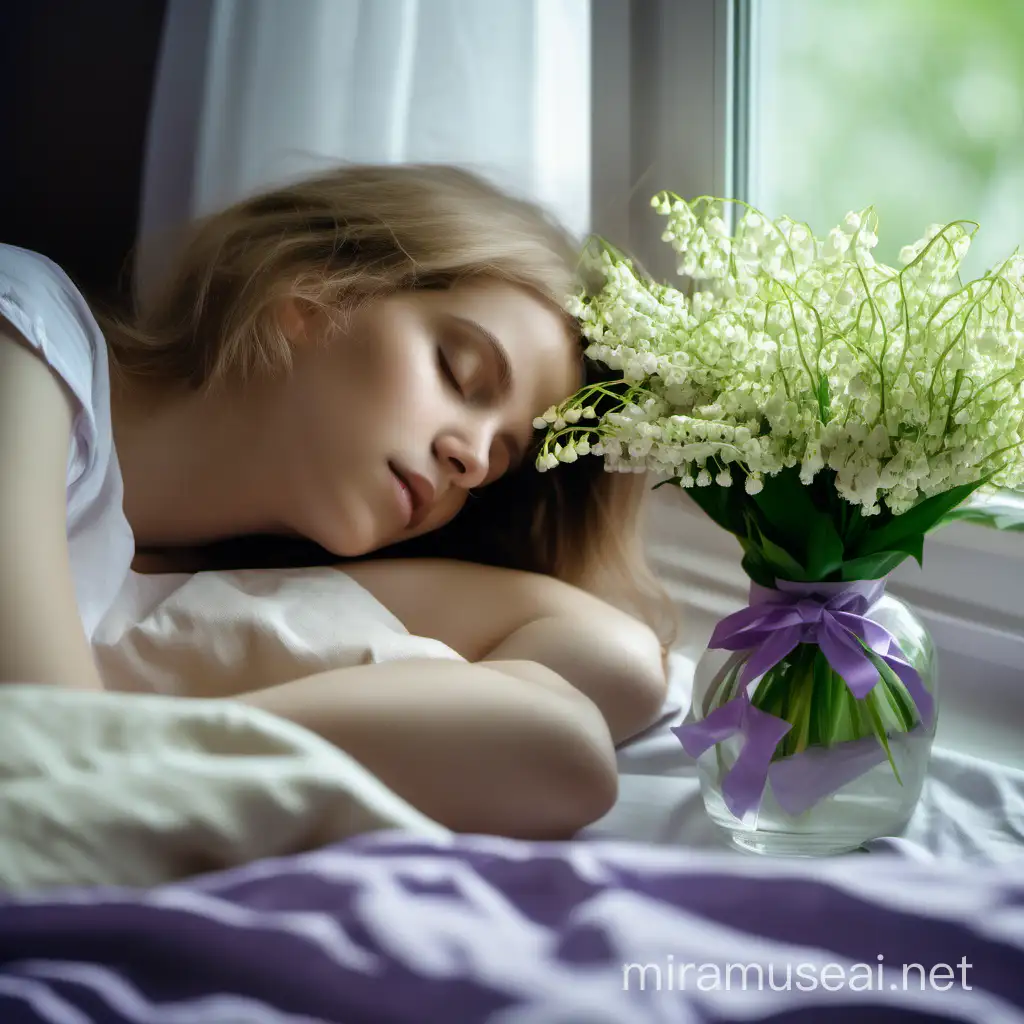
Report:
752,0,1024,279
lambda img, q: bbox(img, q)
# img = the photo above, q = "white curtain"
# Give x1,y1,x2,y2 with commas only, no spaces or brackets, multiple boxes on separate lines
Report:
136,0,591,304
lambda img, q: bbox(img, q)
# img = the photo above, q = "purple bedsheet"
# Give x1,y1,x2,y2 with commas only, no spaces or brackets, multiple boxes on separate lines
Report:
0,831,1021,1023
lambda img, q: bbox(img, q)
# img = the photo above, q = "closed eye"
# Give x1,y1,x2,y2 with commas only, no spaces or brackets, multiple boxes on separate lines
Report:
437,347,463,395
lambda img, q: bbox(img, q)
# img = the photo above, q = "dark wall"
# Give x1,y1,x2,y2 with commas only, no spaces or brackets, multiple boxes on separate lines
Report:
0,0,168,310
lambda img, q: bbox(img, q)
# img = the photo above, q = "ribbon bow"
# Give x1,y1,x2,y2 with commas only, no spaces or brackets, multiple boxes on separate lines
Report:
673,579,935,820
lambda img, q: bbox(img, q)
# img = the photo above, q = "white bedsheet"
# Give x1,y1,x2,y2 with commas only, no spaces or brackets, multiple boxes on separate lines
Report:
584,649,1024,863
0,684,446,891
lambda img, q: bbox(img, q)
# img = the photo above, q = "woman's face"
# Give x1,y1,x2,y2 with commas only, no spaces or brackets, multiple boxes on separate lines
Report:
271,279,580,557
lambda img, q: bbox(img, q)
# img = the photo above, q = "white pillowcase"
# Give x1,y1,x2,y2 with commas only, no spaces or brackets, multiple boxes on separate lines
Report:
94,566,463,698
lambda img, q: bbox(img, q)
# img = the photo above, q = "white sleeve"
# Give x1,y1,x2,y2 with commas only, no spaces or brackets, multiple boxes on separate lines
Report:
0,243,105,488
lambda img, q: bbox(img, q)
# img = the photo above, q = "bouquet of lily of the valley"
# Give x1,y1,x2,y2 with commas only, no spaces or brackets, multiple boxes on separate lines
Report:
536,194,1024,843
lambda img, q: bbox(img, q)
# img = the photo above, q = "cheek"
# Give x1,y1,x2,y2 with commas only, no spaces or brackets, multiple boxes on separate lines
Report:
353,334,433,418
275,357,362,480
303,365,355,444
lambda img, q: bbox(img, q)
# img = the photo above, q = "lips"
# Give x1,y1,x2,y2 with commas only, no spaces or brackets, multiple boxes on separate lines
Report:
389,462,435,530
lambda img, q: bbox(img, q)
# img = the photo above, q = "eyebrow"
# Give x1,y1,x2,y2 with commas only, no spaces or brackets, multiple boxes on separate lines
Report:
450,315,526,467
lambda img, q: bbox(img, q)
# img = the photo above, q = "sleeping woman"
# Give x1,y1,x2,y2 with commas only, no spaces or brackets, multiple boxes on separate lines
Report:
0,163,671,840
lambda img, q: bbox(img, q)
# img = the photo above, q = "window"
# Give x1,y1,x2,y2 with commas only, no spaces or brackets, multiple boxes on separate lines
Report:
748,0,1024,514
592,0,1022,508
594,0,1023,712
742,0,1023,562
749,0,1024,284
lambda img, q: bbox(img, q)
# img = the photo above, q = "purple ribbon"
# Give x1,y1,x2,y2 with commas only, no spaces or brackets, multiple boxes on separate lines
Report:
673,578,935,820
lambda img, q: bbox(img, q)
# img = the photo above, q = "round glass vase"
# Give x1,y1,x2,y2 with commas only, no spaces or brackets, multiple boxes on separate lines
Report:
691,591,938,857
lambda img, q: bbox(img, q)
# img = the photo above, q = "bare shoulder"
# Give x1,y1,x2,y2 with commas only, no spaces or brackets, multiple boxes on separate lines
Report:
340,558,640,660
342,558,590,612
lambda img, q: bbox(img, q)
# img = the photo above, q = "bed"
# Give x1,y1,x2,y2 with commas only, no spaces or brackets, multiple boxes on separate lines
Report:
0,487,1021,1022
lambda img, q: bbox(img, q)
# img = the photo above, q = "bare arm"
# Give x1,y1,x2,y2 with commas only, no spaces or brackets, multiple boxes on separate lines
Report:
0,320,104,690
341,559,669,743
236,656,618,839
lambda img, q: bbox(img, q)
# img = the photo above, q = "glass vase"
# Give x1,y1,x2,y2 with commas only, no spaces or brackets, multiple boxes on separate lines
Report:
683,590,938,857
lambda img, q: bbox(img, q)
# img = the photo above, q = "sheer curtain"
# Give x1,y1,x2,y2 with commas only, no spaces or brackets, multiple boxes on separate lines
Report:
136,0,590,304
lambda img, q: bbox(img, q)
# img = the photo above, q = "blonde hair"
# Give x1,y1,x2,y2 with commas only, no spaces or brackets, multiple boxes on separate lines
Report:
98,163,674,639
105,164,580,389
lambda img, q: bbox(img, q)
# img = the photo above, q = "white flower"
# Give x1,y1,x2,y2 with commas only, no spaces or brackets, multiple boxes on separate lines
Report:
532,196,1023,510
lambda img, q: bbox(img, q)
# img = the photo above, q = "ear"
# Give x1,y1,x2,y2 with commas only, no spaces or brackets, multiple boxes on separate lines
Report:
273,296,317,346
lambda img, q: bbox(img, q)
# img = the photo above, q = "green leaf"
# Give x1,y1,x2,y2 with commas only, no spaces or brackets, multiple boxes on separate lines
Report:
855,477,991,558
841,684,863,743
759,533,809,581
842,501,882,550
840,546,919,581
892,533,925,566
861,645,921,734
811,649,835,746
851,636,921,764
751,658,794,720
805,515,846,581
750,468,827,560
816,375,832,423
740,547,777,588
864,690,902,785
787,662,815,756
831,661,857,743
746,512,809,581
994,515,1024,531
941,497,1024,532
878,664,916,733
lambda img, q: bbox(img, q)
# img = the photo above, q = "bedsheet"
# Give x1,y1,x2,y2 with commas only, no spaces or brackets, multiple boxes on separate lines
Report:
0,832,1022,1023
586,651,1024,863
0,684,444,891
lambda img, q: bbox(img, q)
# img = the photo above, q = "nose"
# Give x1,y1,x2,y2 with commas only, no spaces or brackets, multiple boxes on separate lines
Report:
433,430,490,490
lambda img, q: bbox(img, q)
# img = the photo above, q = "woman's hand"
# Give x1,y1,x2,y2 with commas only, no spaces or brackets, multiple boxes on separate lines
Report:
341,558,669,743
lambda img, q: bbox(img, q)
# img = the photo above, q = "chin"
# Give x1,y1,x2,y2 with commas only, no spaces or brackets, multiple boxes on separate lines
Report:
329,533,387,559
300,516,382,561
406,507,462,541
